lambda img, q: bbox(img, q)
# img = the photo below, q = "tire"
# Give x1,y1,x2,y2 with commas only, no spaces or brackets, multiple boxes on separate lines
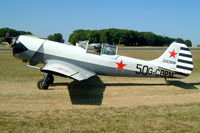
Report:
37,79,49,90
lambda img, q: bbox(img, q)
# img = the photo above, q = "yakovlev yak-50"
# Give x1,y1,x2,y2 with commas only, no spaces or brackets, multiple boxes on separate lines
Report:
5,34,193,89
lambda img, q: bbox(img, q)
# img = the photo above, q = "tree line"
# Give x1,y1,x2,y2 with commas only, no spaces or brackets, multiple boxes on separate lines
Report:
0,28,32,42
69,29,192,47
0,28,64,43
0,27,192,47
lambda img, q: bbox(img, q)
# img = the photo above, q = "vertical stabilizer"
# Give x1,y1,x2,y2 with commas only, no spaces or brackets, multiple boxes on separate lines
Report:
154,42,193,78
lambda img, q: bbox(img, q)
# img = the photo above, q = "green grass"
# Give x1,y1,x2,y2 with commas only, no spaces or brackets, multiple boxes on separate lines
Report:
0,103,200,133
0,51,41,81
0,50,200,133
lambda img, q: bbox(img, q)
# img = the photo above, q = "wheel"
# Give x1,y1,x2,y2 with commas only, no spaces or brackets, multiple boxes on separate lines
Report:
37,79,49,90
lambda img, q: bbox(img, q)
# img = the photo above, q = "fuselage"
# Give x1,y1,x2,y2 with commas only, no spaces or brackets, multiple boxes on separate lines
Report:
13,35,181,79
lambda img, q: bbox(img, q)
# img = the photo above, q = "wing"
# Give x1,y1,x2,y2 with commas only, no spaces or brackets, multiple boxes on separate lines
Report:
41,60,96,81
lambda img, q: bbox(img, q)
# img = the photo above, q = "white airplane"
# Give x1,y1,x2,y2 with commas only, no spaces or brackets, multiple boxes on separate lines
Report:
6,35,193,89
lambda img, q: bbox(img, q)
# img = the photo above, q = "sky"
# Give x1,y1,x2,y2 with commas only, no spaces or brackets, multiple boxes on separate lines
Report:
1,0,200,46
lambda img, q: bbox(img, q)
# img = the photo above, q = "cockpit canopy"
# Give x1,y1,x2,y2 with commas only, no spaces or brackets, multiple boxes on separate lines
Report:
101,44,118,55
76,40,89,50
76,40,118,55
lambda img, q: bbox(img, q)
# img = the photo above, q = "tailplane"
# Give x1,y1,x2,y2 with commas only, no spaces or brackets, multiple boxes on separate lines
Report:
154,42,193,78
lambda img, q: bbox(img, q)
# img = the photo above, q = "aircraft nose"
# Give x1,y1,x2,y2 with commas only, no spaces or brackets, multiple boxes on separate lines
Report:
13,36,28,56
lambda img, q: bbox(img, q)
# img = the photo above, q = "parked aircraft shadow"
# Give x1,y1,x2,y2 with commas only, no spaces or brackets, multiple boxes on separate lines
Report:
51,79,199,105
105,81,199,89
169,80,200,89
52,76,105,105
105,83,165,86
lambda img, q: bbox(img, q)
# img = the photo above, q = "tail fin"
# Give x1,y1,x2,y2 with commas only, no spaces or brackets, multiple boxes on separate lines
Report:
154,42,193,78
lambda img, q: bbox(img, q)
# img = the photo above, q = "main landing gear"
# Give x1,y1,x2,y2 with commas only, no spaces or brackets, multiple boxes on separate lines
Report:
37,73,54,90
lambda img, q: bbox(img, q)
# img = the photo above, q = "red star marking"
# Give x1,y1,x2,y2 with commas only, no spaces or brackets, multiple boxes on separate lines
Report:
169,50,177,58
116,60,127,71
56,67,68,72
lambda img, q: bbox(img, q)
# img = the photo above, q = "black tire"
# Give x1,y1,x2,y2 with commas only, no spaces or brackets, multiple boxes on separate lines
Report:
37,79,49,90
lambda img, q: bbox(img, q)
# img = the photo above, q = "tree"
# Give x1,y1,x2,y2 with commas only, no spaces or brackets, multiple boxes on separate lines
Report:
47,33,64,43
68,30,89,44
0,27,32,37
87,30,100,43
68,28,189,47
175,38,184,43
184,40,192,47
140,32,156,46
0,37,5,42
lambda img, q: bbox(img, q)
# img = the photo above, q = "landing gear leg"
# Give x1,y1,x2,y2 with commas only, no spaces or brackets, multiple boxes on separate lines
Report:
165,77,170,86
37,73,54,90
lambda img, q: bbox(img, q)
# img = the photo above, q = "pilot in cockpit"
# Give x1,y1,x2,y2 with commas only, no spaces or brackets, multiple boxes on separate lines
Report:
94,43,102,55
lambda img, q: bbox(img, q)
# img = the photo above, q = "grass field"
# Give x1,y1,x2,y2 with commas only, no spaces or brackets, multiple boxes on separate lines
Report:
0,49,200,132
